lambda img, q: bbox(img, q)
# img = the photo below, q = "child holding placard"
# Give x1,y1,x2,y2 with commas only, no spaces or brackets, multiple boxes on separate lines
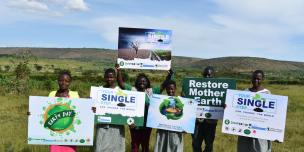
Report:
154,80,184,152
94,68,125,152
237,70,272,152
48,70,79,152
116,65,173,152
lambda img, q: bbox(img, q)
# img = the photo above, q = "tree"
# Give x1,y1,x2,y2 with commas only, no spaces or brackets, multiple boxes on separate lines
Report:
130,41,140,54
11,50,36,94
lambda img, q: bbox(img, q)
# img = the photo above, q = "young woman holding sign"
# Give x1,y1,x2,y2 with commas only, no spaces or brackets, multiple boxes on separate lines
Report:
237,70,271,152
49,70,79,152
94,68,125,152
116,65,173,152
153,80,184,152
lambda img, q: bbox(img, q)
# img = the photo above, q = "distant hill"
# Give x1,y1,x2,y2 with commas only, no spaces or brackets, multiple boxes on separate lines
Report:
192,57,304,73
1,47,303,73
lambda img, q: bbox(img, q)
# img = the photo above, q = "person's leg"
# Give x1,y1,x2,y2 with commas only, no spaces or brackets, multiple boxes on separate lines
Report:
192,121,205,152
203,121,217,152
141,127,152,152
130,128,140,152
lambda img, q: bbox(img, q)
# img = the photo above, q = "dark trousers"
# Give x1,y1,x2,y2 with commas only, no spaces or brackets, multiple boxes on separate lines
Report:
192,120,217,152
130,127,152,152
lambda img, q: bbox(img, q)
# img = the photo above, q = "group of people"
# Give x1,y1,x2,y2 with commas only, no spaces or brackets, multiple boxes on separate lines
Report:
40,64,272,152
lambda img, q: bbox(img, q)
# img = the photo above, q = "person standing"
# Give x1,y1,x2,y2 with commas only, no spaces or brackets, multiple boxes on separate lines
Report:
237,70,272,152
94,68,125,152
49,70,79,152
116,65,173,152
154,80,184,152
192,66,218,152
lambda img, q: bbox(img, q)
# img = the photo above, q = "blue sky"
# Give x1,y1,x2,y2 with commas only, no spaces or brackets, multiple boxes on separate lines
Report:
0,0,303,62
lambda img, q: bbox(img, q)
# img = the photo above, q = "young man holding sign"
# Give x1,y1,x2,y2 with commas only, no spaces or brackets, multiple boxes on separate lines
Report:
192,66,218,152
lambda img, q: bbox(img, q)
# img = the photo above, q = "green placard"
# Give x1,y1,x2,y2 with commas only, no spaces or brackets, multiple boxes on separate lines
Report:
182,78,236,107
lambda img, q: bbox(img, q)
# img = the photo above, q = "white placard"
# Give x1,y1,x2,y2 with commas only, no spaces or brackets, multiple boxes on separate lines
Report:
28,96,94,145
90,87,146,126
222,89,288,142
146,94,197,133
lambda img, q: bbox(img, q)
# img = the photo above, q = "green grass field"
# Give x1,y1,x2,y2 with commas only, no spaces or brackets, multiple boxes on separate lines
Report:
0,83,303,152
0,54,303,152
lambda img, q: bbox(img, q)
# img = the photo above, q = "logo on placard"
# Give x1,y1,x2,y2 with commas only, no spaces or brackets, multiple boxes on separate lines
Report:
80,139,85,143
41,98,81,136
159,97,184,120
127,118,135,125
224,119,230,125
205,113,212,118
244,129,251,135
119,61,125,66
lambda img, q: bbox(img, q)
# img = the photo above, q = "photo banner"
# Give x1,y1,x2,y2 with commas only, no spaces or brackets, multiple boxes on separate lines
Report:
28,96,95,145
117,27,172,70
146,94,197,133
182,78,236,119
90,87,146,126
222,89,288,142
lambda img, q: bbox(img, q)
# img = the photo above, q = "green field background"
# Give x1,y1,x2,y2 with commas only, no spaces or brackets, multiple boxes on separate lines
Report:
0,56,303,152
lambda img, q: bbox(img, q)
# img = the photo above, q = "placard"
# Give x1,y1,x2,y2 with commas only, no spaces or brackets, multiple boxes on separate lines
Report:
28,96,94,145
182,78,236,119
90,87,145,126
222,89,288,142
117,27,172,70
146,94,197,133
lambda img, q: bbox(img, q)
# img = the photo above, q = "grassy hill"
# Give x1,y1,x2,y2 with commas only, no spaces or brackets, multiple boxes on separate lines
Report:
1,47,303,72
192,57,304,73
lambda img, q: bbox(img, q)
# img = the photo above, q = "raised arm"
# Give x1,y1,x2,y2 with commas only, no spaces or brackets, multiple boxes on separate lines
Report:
115,64,126,89
160,69,174,93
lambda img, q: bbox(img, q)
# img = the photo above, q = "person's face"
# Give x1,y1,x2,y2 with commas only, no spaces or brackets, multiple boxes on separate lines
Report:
251,73,263,88
104,72,116,86
203,69,214,78
166,84,176,96
58,74,71,90
138,77,148,90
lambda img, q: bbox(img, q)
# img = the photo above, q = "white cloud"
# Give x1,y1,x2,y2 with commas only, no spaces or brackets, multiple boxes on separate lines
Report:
7,0,49,12
65,0,88,11
214,0,304,33
4,0,89,15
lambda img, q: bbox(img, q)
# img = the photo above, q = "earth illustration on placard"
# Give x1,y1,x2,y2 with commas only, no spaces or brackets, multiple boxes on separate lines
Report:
159,97,184,120
41,97,81,136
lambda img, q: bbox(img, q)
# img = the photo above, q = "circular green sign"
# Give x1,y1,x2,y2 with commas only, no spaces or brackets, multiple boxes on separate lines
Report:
44,104,75,132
